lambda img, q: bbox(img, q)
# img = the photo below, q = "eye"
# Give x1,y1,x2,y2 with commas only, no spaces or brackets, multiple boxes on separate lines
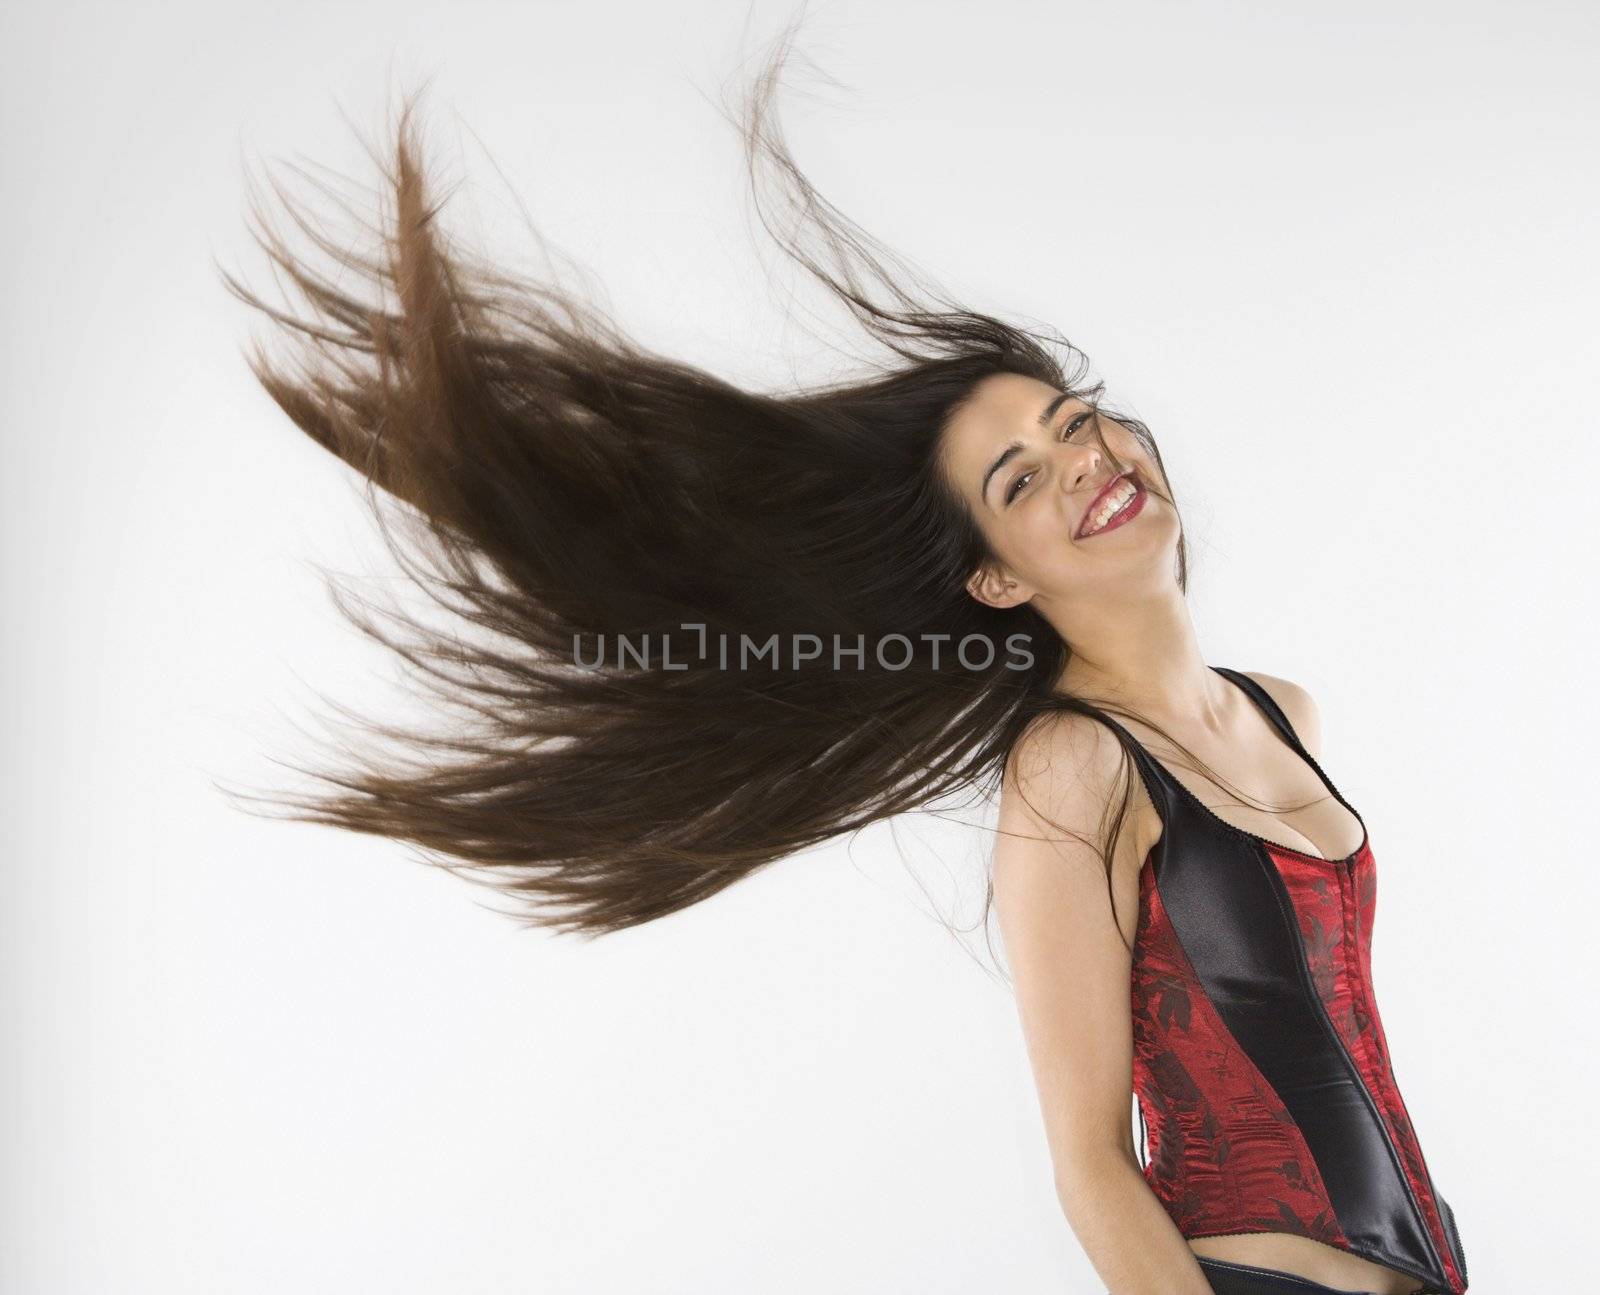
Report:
1064,409,1096,441
1005,410,1095,504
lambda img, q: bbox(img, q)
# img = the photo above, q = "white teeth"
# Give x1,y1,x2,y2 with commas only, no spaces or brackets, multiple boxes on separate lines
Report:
1084,479,1136,534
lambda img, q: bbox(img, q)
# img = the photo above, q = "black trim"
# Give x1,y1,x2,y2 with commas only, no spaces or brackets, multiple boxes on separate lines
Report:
1439,1196,1469,1285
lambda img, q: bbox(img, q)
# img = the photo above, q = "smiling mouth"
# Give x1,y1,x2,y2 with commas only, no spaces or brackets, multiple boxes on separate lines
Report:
1077,472,1147,538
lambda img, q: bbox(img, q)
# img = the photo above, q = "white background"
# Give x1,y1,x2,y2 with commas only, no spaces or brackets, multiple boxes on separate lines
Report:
4,1,1595,1291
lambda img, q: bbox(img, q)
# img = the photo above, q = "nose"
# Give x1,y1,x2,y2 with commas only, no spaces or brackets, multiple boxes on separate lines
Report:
1062,441,1102,494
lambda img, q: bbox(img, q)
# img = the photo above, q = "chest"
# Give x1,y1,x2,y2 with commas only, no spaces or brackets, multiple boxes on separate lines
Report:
1128,725,1367,866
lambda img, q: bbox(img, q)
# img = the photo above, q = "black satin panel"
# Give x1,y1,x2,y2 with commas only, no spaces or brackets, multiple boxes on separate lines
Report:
1112,703,1447,1288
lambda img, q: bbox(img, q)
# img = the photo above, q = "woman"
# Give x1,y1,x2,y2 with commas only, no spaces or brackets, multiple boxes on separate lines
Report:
218,26,1468,1295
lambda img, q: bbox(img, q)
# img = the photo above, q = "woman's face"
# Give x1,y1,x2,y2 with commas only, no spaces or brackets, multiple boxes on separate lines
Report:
937,372,1178,612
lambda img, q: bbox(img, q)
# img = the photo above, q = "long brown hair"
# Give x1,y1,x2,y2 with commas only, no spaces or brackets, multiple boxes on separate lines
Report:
217,21,1282,953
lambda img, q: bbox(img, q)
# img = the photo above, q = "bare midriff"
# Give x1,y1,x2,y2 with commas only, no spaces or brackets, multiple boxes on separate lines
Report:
1188,1232,1429,1294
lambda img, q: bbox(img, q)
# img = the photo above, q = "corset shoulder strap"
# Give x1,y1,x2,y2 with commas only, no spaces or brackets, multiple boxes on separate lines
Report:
1210,665,1308,754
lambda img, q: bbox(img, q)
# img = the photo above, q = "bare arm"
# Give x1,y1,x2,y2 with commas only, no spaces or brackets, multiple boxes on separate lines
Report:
994,714,1213,1295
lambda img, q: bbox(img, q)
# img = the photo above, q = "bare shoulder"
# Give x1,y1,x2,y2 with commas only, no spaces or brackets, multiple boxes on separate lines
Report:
995,710,1151,914
1002,709,1131,838
1006,708,1125,795
1239,669,1325,759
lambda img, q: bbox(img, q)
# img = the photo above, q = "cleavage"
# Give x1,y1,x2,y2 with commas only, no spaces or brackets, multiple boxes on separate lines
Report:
1142,730,1364,862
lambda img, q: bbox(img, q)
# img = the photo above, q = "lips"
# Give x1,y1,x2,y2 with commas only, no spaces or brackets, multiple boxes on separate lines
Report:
1076,471,1141,539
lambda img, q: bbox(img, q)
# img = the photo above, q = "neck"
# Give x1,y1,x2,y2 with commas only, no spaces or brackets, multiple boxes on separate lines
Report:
1047,594,1230,733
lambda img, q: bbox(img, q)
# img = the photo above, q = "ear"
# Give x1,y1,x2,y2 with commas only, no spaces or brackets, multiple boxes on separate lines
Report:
966,562,1033,610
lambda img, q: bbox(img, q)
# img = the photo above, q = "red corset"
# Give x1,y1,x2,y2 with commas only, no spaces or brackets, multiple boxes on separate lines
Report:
1100,667,1469,1294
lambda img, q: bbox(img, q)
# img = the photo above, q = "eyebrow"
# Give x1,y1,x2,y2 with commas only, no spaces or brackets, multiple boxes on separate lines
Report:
980,390,1073,506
